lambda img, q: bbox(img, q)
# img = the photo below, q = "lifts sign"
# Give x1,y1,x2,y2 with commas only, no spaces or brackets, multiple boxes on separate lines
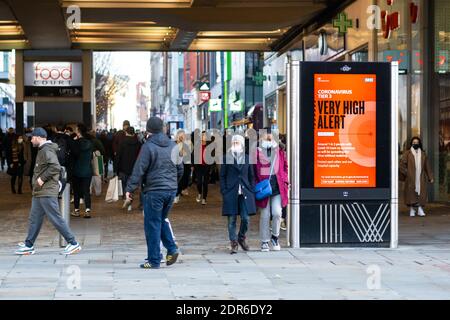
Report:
25,62,82,87
314,73,377,188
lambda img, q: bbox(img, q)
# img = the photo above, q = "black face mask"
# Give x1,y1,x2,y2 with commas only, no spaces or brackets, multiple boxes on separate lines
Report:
412,144,420,150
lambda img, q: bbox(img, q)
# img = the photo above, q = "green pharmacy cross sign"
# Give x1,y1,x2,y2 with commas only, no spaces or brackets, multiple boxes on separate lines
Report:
333,12,352,34
252,71,267,86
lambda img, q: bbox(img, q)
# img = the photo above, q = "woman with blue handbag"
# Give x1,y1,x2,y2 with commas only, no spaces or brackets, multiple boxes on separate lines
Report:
255,129,289,252
220,134,257,254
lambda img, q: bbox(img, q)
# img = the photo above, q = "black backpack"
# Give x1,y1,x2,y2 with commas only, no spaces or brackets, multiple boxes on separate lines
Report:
54,134,69,167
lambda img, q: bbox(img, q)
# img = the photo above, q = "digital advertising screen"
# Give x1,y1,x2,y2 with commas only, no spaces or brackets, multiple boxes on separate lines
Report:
313,73,377,188
299,62,391,201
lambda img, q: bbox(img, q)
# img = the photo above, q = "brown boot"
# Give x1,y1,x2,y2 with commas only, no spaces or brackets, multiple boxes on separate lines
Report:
238,237,249,251
230,241,238,254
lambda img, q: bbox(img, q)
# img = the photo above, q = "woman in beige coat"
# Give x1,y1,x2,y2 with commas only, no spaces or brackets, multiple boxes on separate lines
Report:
400,137,434,217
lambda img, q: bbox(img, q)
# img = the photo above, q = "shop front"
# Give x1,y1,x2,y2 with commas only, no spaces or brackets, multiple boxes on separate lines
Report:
297,0,449,202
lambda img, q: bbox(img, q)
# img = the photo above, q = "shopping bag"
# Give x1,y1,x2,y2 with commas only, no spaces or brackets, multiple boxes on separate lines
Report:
91,175,102,196
92,151,104,176
105,176,119,202
118,179,123,197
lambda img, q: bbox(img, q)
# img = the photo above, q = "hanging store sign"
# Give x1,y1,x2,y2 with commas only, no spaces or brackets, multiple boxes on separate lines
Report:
208,99,222,112
24,61,82,97
230,100,244,112
200,91,211,102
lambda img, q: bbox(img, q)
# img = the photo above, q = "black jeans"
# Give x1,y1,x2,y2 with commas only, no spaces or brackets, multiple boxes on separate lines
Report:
195,165,210,200
177,164,191,196
73,176,92,210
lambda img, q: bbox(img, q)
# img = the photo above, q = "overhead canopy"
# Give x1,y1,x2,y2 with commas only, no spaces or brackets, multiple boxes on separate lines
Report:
0,0,355,51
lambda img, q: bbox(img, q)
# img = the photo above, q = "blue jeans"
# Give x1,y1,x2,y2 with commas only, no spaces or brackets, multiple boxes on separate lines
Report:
143,190,178,267
227,195,249,242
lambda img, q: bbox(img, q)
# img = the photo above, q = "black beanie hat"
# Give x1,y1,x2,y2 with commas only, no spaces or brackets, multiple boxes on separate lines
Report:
146,117,163,133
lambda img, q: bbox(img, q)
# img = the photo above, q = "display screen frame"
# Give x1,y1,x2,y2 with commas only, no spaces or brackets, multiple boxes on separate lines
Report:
299,62,391,201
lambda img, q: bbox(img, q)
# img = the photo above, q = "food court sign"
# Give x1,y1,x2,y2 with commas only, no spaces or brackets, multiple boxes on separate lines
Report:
24,62,82,97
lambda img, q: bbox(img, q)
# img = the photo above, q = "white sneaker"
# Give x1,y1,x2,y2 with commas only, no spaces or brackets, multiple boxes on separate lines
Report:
127,204,132,212
418,206,426,217
61,242,81,255
261,242,270,252
196,194,201,203
409,207,416,217
271,237,281,251
174,196,180,204
15,243,35,255
201,199,207,205
71,209,81,217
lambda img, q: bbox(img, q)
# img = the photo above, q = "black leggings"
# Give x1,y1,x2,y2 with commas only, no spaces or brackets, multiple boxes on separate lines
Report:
195,165,210,200
73,176,92,210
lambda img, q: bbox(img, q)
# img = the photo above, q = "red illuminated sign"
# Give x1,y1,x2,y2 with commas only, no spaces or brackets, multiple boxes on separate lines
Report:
381,1,418,39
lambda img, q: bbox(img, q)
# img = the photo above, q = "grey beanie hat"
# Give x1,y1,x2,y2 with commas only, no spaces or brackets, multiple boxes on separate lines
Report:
146,116,163,133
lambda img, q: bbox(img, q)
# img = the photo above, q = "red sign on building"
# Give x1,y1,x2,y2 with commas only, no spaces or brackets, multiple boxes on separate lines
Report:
200,91,211,102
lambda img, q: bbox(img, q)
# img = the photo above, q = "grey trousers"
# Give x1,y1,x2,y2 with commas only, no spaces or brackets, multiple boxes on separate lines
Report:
259,194,282,242
25,197,76,248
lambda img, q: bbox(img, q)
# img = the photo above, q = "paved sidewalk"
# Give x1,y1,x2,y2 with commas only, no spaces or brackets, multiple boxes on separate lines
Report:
0,171,449,300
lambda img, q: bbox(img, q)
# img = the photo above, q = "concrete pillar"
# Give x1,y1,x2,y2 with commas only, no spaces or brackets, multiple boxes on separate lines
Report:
15,50,24,134
82,50,93,129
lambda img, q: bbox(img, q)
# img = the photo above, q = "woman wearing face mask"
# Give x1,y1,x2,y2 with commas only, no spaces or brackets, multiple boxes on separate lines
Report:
400,137,434,217
6,134,25,194
255,128,289,252
220,135,256,254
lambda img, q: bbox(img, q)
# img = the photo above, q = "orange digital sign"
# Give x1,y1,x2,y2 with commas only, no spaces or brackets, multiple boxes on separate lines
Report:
314,74,376,188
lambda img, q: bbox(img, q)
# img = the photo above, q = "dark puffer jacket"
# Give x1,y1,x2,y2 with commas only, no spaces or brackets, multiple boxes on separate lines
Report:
32,142,61,197
126,133,183,193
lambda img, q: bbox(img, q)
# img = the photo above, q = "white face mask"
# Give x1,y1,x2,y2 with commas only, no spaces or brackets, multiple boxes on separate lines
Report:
261,140,277,149
231,145,243,154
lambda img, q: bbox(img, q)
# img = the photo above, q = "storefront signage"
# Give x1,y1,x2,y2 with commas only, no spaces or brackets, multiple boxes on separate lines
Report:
252,72,267,86
230,100,244,112
199,81,210,91
313,74,377,188
332,12,353,34
24,61,82,97
200,91,211,102
208,99,222,112
25,62,82,87
381,1,419,39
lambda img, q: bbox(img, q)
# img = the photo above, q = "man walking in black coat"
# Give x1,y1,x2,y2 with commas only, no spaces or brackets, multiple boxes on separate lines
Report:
116,126,141,211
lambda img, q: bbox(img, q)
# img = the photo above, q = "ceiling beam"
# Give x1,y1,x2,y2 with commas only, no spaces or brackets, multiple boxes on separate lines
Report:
169,29,197,50
5,0,71,49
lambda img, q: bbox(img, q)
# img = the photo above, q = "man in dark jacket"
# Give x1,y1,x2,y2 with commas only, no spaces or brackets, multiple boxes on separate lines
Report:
15,128,81,256
126,117,183,269
116,126,141,210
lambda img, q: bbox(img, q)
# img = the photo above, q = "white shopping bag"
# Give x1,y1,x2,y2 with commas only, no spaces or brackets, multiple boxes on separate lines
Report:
105,176,119,203
90,175,102,196
118,179,123,197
